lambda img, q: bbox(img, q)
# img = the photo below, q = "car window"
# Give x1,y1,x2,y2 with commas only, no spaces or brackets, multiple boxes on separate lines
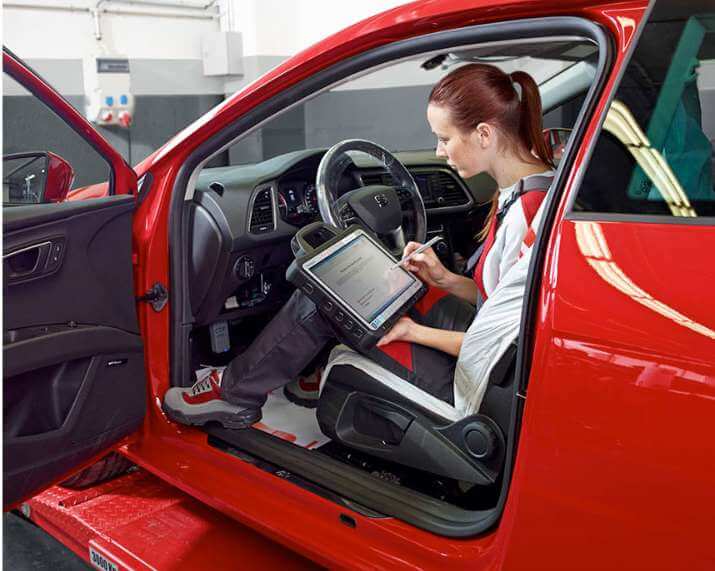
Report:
3,73,112,206
574,14,715,218
224,40,598,167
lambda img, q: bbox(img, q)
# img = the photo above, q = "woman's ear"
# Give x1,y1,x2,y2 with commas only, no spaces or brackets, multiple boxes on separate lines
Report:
475,122,493,149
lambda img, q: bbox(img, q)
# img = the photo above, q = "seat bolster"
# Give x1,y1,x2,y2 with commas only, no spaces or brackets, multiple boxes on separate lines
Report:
320,345,461,423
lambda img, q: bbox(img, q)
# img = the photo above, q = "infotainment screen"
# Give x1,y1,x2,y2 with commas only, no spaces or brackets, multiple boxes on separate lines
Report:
302,230,423,330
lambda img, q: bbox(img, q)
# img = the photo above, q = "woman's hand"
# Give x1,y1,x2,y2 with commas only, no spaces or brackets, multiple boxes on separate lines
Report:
377,316,465,356
376,316,419,347
401,241,453,289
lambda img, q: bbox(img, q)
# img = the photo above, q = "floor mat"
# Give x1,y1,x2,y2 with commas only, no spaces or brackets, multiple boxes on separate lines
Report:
196,366,329,450
252,388,330,450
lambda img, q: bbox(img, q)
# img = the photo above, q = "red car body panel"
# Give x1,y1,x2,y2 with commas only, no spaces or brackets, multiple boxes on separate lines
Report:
11,0,715,567
502,219,715,570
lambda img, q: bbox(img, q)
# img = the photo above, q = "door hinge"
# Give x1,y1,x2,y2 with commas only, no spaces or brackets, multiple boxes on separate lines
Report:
136,282,168,312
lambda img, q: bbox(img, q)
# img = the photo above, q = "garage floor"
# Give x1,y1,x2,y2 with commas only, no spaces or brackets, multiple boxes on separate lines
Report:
4,513,89,570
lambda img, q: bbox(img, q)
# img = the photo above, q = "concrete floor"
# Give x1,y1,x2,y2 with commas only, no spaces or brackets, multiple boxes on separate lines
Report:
3,513,89,570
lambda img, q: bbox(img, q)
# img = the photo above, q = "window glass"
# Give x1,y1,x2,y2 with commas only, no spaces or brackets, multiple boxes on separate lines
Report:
575,14,715,218
3,73,112,206
223,41,598,167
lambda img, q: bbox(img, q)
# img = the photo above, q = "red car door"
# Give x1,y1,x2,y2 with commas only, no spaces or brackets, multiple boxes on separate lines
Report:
501,7,715,569
3,47,146,508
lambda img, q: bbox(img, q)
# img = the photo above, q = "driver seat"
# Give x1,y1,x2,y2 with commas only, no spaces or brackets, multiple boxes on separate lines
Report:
316,339,518,485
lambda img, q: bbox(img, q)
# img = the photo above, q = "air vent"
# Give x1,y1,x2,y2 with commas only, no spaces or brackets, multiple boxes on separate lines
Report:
428,171,469,207
361,169,469,208
249,187,275,234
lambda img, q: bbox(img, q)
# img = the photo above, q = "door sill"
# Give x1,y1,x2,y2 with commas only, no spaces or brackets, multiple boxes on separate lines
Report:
206,425,499,538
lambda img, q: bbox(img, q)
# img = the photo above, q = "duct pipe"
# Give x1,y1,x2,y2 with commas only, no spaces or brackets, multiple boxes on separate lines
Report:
4,1,219,20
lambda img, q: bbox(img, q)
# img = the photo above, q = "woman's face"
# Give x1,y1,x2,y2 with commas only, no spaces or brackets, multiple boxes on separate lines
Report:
427,103,493,179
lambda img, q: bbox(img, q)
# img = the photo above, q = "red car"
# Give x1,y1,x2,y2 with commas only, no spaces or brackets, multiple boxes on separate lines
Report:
4,0,715,568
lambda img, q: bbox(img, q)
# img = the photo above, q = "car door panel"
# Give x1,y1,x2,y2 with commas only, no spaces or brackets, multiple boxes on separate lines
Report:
3,195,146,507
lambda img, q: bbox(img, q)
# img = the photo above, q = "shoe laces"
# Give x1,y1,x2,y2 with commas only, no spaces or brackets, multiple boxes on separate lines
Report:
190,370,220,396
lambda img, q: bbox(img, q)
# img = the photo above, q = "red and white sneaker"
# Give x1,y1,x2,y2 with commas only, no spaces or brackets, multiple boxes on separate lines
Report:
163,369,261,429
283,368,323,409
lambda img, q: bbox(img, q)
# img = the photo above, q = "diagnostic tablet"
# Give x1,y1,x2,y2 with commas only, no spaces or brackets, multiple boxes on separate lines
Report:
287,225,426,352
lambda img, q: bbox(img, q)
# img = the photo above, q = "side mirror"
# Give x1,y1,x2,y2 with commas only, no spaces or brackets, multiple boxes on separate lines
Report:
3,151,75,205
543,128,572,164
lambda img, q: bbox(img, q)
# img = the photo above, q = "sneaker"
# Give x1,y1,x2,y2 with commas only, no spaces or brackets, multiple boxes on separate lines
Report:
162,369,261,429
283,368,322,409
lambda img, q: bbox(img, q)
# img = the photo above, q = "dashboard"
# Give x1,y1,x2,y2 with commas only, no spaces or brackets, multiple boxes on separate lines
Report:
187,148,485,327
277,179,319,225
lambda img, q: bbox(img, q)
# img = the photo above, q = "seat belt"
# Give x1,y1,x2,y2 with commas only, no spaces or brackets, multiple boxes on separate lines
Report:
464,174,553,276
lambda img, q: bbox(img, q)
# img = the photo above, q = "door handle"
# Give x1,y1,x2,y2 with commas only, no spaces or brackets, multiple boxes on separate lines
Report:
4,241,53,281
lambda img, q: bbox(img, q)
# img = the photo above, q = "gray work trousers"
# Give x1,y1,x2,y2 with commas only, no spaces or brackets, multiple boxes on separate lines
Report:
221,289,475,408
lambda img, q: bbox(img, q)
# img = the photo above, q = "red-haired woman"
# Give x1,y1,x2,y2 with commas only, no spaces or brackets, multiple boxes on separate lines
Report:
163,64,555,429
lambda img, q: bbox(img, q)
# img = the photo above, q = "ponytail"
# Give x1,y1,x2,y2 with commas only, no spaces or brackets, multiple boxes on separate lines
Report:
510,71,555,169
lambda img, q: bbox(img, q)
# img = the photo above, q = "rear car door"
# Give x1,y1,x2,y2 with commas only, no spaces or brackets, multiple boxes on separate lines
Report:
3,48,146,507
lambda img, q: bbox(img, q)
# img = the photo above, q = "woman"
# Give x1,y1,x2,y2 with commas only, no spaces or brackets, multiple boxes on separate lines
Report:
163,63,555,429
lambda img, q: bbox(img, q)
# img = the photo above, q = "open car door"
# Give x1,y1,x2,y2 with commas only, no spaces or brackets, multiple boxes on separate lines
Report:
3,48,146,507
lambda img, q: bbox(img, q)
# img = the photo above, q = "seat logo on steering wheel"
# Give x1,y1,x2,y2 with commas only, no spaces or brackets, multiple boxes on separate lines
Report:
374,194,389,208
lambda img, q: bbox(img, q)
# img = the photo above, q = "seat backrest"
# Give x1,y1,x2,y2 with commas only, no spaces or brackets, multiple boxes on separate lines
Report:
478,340,518,437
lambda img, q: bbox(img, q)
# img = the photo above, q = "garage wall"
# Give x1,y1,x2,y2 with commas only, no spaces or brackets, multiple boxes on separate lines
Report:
3,56,226,183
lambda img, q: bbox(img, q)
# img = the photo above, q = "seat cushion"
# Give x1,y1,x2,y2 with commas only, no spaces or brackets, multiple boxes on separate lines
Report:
320,345,461,423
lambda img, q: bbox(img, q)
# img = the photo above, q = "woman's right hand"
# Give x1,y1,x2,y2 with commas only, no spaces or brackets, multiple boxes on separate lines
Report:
401,241,453,290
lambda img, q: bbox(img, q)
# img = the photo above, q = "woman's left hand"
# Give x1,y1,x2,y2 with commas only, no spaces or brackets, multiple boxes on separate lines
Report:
376,316,419,347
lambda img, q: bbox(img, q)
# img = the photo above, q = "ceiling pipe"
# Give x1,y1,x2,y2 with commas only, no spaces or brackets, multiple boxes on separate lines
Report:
4,1,92,13
4,0,218,16
100,5,218,18
102,0,218,11
4,0,219,40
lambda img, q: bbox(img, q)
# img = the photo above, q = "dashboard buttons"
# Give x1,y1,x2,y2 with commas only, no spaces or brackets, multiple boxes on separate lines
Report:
344,319,354,331
234,256,255,281
302,283,314,294
321,301,334,313
335,310,345,322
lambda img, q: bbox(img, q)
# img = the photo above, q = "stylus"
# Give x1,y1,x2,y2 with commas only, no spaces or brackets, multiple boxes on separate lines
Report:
390,235,443,270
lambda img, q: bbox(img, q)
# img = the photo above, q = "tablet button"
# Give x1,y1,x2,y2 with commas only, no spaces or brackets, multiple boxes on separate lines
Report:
302,283,314,294
345,319,354,330
353,327,364,339
322,301,334,312
335,311,345,322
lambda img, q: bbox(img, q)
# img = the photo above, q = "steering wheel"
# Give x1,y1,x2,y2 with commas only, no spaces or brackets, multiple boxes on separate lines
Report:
315,139,427,256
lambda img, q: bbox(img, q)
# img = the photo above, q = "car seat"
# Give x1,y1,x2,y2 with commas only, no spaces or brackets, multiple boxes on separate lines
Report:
316,340,518,485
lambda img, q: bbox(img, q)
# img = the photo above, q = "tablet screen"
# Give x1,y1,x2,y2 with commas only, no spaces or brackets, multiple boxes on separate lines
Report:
304,231,421,330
